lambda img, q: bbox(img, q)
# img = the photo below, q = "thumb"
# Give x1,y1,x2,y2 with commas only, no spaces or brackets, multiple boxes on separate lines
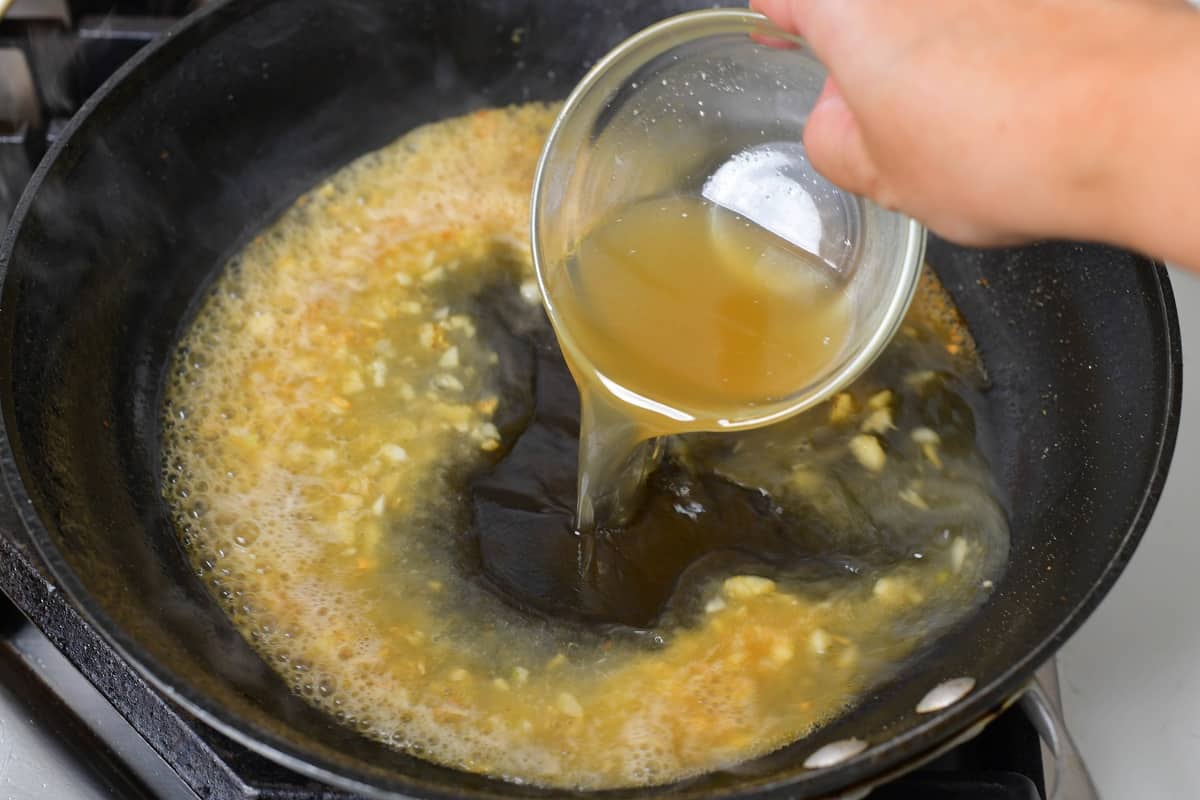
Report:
802,78,882,202
750,0,810,36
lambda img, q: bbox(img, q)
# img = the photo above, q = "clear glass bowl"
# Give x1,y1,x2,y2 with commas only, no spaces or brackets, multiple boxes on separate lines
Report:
531,8,926,430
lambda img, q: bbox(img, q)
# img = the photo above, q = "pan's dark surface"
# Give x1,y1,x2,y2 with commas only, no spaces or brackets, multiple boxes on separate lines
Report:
0,0,1181,797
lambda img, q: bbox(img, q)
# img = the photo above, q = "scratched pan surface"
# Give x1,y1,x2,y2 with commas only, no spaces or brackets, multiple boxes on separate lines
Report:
0,1,1181,797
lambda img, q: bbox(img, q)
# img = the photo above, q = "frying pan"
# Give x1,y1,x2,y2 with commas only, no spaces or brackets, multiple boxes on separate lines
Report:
0,0,1181,797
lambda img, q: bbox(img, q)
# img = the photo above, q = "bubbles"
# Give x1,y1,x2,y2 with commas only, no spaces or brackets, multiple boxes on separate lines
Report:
232,521,259,547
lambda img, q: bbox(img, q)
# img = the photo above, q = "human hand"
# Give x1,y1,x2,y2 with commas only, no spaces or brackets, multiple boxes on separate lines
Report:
752,0,1200,254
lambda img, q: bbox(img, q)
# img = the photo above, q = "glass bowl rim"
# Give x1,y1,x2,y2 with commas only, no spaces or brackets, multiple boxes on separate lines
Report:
530,7,926,431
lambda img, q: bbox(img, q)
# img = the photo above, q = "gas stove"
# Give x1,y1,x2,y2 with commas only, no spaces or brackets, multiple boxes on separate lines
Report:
0,3,1053,798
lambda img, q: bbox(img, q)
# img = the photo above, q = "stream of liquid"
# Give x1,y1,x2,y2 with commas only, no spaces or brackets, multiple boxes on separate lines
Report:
547,195,853,529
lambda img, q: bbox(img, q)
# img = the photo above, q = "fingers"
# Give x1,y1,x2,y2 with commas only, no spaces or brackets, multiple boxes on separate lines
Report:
802,79,883,202
751,0,842,44
750,0,810,36
755,3,888,204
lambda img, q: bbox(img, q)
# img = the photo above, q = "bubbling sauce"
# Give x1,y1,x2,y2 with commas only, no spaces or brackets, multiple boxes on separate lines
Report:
161,103,1009,790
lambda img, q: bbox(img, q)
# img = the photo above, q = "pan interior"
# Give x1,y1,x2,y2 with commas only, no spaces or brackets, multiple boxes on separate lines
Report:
157,98,1011,790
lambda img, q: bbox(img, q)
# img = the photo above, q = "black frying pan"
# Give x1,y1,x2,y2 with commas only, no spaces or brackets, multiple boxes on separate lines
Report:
0,1,1181,797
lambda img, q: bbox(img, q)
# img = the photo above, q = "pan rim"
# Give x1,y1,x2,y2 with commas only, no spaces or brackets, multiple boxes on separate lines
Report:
0,0,1184,797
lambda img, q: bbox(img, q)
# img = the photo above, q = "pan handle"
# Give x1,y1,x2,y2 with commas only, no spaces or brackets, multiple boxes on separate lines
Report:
1019,676,1101,800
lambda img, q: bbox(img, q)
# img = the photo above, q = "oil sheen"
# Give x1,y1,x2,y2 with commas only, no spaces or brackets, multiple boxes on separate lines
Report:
548,196,852,528
161,103,1009,790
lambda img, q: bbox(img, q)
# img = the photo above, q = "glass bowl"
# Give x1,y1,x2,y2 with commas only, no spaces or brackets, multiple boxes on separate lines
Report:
531,8,925,431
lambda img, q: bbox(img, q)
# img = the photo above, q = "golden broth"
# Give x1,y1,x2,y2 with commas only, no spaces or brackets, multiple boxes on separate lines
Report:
551,194,850,418
550,194,853,528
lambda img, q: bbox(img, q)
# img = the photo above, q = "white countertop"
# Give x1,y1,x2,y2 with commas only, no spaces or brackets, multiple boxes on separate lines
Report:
1059,265,1200,798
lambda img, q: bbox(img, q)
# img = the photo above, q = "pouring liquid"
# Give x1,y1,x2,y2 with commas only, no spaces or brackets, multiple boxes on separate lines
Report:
548,195,853,530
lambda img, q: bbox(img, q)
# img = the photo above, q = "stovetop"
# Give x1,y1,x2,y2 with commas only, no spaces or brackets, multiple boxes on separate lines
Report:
0,2,1050,798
